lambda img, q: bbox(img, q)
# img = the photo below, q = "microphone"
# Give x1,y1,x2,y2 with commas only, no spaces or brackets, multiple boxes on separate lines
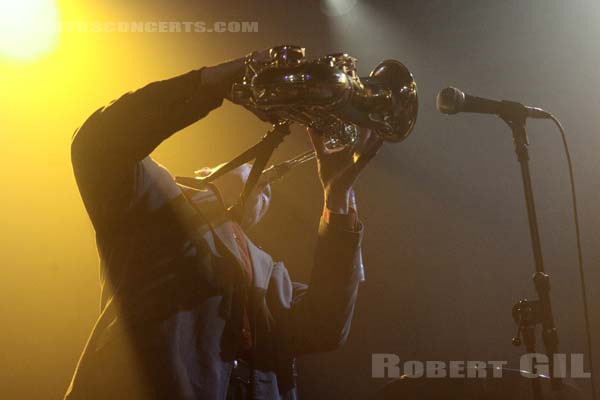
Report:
436,87,551,120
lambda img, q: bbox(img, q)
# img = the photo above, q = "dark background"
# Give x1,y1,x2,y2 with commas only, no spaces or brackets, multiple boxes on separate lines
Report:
1,0,599,399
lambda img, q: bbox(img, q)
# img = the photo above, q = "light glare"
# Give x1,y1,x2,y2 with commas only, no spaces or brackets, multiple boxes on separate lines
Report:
0,0,60,61
320,0,359,17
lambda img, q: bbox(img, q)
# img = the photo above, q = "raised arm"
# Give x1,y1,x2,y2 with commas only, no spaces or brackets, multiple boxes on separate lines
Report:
273,127,383,354
281,216,363,355
70,56,252,234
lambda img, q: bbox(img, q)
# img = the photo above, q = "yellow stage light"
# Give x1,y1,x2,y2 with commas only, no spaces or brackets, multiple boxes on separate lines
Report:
0,0,60,61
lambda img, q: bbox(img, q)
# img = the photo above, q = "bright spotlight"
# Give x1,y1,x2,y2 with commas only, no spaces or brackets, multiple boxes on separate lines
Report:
320,0,360,17
0,0,60,61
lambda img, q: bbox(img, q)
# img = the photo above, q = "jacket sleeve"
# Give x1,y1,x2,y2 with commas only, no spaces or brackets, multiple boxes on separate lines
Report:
71,59,245,235
273,218,363,356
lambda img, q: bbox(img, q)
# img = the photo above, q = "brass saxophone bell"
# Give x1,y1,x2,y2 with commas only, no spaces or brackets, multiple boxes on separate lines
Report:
231,45,419,148
362,60,418,143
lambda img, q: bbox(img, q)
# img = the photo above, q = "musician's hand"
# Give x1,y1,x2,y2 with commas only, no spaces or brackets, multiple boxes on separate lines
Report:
307,127,383,214
251,48,273,64
204,48,273,100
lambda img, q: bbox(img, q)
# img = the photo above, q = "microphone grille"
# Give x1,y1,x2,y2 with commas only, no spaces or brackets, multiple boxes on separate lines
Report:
436,87,465,115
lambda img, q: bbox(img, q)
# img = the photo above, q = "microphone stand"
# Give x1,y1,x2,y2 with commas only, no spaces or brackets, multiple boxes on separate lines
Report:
500,105,562,400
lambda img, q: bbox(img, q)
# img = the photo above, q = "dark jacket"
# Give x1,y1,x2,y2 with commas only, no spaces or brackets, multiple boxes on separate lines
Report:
65,66,362,400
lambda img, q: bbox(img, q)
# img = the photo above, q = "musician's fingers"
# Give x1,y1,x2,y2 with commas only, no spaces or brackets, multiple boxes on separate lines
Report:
366,135,384,157
307,127,328,157
351,137,383,175
359,129,381,154
353,127,372,153
354,130,382,160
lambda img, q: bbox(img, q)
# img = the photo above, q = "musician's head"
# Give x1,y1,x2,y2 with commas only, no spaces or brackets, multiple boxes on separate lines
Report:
196,163,271,230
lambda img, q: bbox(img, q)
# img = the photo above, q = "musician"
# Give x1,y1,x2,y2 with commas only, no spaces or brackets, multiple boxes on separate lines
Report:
65,49,382,400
